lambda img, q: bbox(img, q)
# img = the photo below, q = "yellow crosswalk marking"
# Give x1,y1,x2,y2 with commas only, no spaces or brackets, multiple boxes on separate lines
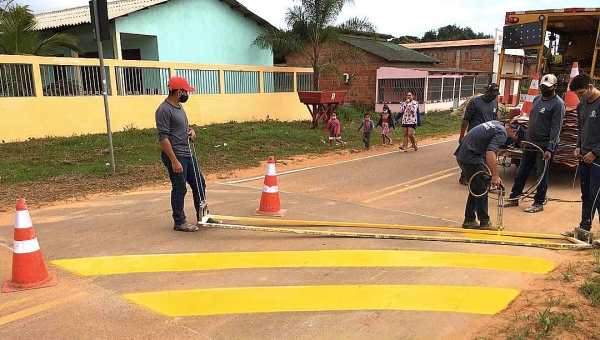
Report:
51,250,554,276
123,285,520,317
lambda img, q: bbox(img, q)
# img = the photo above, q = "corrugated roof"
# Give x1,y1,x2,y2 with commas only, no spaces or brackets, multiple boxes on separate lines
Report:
340,36,439,64
34,0,168,30
34,0,275,31
401,38,495,50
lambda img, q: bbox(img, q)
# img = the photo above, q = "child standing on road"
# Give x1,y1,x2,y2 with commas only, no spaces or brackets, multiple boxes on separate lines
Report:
324,112,345,149
377,104,395,145
358,113,375,150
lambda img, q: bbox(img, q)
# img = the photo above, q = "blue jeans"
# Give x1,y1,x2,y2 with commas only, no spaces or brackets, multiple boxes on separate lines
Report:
457,160,490,222
579,159,600,231
509,150,551,204
161,151,206,225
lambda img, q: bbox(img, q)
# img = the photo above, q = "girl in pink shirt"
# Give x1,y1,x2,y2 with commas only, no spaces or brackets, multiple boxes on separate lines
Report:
324,113,345,149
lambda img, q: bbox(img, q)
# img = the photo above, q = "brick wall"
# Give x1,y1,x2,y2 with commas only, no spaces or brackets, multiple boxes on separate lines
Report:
412,45,495,72
286,42,434,109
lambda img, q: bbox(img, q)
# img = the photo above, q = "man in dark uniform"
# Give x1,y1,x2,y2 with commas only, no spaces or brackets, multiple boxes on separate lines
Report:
455,121,519,230
502,74,565,213
458,83,500,185
561,74,600,239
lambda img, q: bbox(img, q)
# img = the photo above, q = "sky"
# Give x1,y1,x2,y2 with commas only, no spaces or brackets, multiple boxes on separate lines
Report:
14,0,600,37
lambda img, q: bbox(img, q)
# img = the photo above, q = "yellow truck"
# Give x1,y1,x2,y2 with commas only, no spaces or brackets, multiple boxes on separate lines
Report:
498,7,600,110
496,8,600,168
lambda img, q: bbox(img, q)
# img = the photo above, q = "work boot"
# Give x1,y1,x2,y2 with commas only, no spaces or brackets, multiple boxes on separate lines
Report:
174,220,199,232
461,220,479,229
500,199,519,207
524,203,543,213
479,219,502,231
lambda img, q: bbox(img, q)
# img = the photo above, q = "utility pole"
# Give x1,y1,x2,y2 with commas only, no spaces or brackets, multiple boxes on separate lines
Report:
90,0,116,175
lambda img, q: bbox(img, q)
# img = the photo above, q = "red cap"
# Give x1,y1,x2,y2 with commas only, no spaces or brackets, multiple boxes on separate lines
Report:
168,76,195,92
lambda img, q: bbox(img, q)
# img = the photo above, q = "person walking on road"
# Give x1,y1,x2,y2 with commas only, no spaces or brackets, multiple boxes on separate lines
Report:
458,83,500,184
455,121,519,230
501,74,566,213
324,112,346,149
396,92,419,152
377,104,395,146
155,76,205,232
358,113,375,150
561,74,600,239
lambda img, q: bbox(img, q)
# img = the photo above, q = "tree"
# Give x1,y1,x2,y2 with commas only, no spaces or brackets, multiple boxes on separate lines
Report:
390,35,420,44
420,25,492,42
0,4,82,56
252,0,376,91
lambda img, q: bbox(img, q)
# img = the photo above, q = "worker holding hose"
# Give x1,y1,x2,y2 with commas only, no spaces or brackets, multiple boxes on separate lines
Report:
562,74,600,240
501,74,565,213
155,76,206,232
455,121,520,230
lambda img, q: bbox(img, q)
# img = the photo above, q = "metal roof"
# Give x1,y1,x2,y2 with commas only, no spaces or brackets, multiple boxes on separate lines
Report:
340,36,439,64
401,39,495,50
34,0,275,31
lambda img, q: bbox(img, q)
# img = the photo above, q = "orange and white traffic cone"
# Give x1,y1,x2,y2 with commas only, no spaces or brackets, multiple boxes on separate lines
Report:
564,62,580,108
520,73,539,117
3,199,57,293
254,156,287,217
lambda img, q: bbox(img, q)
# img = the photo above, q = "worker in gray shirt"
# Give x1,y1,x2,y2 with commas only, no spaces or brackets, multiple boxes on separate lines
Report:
455,120,519,230
458,83,500,185
502,74,565,213
561,74,600,239
156,76,204,232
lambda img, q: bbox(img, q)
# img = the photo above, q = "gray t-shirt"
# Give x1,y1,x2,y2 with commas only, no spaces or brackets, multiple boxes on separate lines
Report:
155,101,191,157
577,97,600,156
454,120,508,164
526,95,565,152
464,96,498,131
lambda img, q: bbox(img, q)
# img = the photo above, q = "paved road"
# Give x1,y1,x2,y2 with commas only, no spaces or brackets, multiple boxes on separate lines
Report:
0,138,584,340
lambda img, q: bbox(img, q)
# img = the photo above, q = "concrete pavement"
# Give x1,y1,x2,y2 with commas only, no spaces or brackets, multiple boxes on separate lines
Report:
0,138,585,340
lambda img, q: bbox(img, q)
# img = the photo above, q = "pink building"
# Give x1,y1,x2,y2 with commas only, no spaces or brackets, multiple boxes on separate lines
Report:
375,67,492,113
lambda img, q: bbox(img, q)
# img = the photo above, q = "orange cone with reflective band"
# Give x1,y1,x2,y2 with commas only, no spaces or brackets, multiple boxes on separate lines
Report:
3,199,57,293
564,62,580,107
254,156,287,217
520,74,539,117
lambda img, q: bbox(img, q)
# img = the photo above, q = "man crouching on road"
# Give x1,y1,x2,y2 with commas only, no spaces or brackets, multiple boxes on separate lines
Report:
156,76,205,232
455,121,519,230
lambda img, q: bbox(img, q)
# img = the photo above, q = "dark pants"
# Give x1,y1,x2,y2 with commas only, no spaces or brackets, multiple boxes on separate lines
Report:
362,132,371,149
161,151,206,225
457,160,490,222
579,159,600,231
509,150,552,204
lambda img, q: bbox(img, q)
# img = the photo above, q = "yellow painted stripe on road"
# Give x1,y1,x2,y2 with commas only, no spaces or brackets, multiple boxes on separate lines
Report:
362,172,460,203
366,167,460,196
0,291,88,326
0,296,36,311
464,233,553,244
51,250,554,276
123,285,520,317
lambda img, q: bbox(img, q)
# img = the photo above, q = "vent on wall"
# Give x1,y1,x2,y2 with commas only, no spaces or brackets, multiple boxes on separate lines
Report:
470,58,483,62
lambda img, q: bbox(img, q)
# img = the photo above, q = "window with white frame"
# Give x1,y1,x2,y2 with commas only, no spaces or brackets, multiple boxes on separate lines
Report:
442,78,454,101
460,77,475,99
426,78,442,103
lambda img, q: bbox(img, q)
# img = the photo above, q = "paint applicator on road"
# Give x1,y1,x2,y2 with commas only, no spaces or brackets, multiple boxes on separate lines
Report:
187,136,220,225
